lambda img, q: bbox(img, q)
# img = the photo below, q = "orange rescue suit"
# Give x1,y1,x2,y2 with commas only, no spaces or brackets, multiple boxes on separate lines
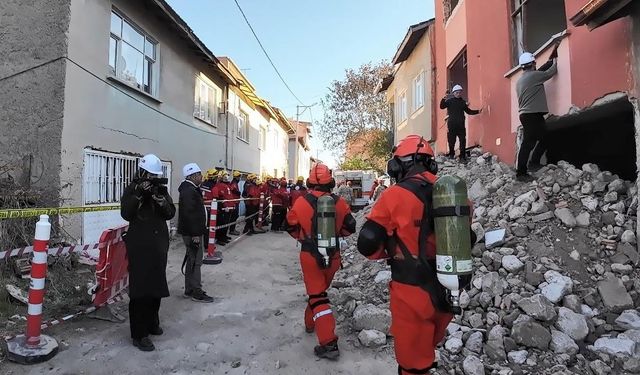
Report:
363,171,473,374
287,190,355,346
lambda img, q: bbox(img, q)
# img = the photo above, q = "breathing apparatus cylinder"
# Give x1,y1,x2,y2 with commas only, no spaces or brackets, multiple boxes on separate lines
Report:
316,195,337,268
432,175,473,314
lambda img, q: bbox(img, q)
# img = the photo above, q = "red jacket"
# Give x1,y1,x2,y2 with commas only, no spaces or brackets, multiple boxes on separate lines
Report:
243,181,261,207
210,182,235,209
271,187,290,206
289,185,307,207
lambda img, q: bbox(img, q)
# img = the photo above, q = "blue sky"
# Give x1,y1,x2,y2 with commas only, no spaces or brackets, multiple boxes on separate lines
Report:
167,0,434,165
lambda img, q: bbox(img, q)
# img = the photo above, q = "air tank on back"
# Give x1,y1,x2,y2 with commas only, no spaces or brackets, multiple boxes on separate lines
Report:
316,195,337,268
432,175,473,314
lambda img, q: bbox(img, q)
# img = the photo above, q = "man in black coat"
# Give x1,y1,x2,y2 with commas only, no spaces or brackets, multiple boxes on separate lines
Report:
178,163,214,303
120,154,176,352
440,84,482,161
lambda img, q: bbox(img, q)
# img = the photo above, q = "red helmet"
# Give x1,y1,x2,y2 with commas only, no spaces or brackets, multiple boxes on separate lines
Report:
308,163,333,185
392,135,434,158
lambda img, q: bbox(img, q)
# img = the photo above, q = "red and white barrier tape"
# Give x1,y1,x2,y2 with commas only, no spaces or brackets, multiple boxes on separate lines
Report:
3,293,128,342
0,228,125,262
212,212,259,231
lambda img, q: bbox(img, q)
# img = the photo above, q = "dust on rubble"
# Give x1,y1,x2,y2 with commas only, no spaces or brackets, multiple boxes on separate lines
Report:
335,148,640,375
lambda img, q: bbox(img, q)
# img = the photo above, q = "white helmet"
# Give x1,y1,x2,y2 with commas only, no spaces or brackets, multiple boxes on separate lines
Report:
452,84,463,93
519,52,535,66
139,154,163,175
182,163,202,178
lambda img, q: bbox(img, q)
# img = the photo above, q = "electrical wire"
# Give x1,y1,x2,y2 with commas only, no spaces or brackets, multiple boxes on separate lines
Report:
231,0,305,106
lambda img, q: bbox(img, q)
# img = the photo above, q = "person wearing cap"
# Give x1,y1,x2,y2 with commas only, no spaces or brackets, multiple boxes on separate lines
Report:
228,171,242,235
286,164,356,360
440,84,482,161
121,154,176,352
178,163,215,304
241,173,263,235
211,170,234,245
515,42,560,182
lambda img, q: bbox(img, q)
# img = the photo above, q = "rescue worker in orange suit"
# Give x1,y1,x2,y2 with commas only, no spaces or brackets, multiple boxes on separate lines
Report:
200,169,218,203
270,179,289,232
357,135,475,374
242,174,264,235
286,164,356,360
289,176,307,208
209,171,233,246
228,171,242,235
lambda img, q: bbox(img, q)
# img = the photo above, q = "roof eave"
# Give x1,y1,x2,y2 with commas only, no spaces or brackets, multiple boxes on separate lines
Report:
149,0,237,85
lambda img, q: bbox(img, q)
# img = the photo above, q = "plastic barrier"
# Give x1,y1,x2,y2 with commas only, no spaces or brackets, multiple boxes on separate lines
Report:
93,225,129,307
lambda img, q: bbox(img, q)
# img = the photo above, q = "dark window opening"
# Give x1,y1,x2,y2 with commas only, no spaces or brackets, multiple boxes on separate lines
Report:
545,98,637,181
511,0,567,65
448,49,468,95
444,0,461,21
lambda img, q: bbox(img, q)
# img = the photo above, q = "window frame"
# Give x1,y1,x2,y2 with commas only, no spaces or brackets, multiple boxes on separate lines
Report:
510,0,567,65
108,9,159,97
193,75,219,126
259,126,267,150
396,90,408,124
412,71,425,112
444,0,462,22
237,110,250,142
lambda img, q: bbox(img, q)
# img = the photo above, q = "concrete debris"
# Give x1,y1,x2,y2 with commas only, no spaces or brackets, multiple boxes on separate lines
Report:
597,278,634,313
555,307,589,341
517,294,557,321
352,304,391,334
615,310,640,330
550,329,579,355
484,229,506,249
337,153,639,374
462,355,484,375
357,329,386,347
540,271,574,304
592,337,636,357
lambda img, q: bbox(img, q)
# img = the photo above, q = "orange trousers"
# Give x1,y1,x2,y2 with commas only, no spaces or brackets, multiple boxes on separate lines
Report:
300,251,340,346
390,281,453,374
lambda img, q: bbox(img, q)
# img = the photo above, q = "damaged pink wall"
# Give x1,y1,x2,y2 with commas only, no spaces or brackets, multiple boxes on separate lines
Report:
565,0,635,108
436,0,636,166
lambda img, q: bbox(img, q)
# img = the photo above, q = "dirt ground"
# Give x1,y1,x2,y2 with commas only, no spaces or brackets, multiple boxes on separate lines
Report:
2,232,397,375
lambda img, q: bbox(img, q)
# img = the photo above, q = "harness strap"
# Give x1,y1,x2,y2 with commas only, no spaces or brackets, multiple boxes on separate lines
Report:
433,205,470,217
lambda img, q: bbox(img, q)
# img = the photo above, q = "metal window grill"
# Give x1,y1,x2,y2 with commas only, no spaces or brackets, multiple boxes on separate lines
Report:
83,149,171,205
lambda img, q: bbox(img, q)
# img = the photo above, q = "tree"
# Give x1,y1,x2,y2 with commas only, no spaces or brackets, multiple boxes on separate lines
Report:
339,156,374,171
319,61,393,171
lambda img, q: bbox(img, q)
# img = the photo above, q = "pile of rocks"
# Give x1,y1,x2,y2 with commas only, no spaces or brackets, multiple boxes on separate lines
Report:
332,149,639,374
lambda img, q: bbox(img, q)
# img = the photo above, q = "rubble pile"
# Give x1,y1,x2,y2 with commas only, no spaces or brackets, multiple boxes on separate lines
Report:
334,149,640,374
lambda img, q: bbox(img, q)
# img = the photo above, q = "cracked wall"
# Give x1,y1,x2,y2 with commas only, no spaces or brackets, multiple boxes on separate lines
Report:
0,0,71,203
59,0,229,241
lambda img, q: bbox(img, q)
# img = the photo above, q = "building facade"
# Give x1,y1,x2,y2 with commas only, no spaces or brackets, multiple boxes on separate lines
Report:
434,0,638,181
0,0,294,243
377,20,436,146
288,120,313,179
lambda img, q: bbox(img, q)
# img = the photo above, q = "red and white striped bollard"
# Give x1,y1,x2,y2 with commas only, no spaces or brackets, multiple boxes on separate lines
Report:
203,199,222,265
6,215,59,364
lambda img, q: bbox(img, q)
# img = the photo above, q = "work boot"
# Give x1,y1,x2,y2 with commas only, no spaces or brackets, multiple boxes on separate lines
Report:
191,290,214,303
229,230,240,236
314,340,340,360
133,337,155,352
516,173,535,183
149,326,163,336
